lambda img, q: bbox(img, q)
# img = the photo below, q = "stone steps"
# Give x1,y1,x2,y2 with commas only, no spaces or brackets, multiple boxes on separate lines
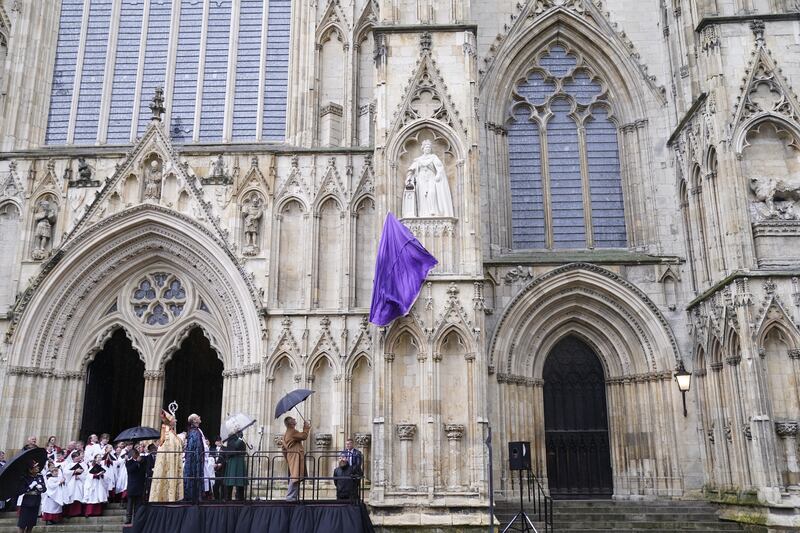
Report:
495,499,748,533
0,508,125,533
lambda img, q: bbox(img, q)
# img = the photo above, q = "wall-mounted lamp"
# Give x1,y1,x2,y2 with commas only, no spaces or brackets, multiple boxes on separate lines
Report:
674,360,692,417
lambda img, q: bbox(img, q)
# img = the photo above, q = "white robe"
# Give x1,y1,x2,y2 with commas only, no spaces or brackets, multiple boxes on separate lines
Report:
42,472,67,514
65,464,86,504
203,454,215,492
84,443,103,464
114,454,128,494
101,458,116,493
83,467,108,504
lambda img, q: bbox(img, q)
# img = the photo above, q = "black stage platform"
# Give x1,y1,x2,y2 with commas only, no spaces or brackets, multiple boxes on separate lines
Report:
126,502,376,533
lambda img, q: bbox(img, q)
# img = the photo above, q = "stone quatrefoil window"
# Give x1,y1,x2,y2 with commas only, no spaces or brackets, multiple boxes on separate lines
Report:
508,44,627,250
131,272,186,327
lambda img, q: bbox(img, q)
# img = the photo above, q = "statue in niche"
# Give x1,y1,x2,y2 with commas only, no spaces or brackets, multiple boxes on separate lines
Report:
241,195,264,256
210,155,227,179
402,140,454,218
77,157,93,181
749,175,800,221
32,199,56,260
144,160,162,201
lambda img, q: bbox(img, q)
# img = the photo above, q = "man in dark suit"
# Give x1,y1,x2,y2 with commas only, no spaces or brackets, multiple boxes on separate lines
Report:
333,454,358,501
142,443,157,499
125,448,147,525
342,439,363,476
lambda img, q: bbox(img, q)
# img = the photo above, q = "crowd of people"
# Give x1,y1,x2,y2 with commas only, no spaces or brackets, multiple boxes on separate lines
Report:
0,413,365,532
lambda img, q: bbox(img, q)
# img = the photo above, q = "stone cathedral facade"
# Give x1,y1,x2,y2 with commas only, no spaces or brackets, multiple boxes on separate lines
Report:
3,0,800,529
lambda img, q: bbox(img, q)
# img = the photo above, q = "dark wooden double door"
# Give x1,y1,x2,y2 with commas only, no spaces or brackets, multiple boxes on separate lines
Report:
543,337,613,499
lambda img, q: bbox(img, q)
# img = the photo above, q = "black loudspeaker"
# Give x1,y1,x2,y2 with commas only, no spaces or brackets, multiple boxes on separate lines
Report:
508,441,531,471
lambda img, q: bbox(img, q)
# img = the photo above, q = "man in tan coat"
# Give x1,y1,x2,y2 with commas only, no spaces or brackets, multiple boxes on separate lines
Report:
282,416,310,501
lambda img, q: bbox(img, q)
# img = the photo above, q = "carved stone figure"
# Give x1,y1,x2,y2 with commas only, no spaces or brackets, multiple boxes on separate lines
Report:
144,160,162,201
211,155,226,179
749,175,800,221
32,199,56,259
403,140,454,218
77,157,92,181
241,196,264,256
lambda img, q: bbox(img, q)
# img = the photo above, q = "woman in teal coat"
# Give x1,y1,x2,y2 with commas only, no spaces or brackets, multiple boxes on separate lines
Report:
223,433,247,500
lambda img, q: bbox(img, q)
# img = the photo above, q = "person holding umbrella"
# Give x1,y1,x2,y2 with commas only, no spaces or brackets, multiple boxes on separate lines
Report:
282,416,310,501
223,432,247,501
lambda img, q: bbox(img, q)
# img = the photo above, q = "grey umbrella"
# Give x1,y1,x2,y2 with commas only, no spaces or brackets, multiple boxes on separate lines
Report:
274,388,315,421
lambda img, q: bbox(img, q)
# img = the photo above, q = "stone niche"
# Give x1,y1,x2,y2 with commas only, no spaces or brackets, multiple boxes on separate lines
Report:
397,128,460,273
742,121,800,267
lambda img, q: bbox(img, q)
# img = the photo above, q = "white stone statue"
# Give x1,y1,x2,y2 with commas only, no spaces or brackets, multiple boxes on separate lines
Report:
144,160,162,201
403,140,454,218
749,174,800,221
241,196,264,256
32,199,56,259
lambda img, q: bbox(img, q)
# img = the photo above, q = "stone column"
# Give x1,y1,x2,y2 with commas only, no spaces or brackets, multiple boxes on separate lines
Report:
315,433,332,482
775,421,800,489
445,424,465,489
355,432,372,482
141,371,165,428
273,434,286,479
396,424,417,490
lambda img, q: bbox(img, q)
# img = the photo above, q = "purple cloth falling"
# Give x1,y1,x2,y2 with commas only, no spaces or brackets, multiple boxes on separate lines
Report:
369,212,438,326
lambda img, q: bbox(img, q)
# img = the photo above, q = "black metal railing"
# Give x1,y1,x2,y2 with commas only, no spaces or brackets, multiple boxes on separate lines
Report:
526,471,554,532
142,449,365,504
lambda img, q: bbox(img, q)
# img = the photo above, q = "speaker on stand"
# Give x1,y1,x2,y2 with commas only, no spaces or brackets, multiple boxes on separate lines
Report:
502,441,536,533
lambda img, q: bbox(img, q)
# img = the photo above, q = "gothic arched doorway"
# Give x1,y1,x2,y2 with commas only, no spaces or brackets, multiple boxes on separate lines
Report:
543,336,613,499
80,329,145,441
163,328,224,439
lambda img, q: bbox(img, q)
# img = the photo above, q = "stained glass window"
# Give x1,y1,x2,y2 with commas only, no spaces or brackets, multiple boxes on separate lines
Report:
507,44,627,250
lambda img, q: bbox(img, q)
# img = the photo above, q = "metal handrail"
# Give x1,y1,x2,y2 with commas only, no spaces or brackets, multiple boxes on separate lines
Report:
526,471,553,533
141,449,364,504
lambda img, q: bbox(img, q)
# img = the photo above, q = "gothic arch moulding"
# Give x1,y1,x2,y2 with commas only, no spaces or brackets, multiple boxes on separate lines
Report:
480,8,656,127
6,205,263,373
488,263,681,379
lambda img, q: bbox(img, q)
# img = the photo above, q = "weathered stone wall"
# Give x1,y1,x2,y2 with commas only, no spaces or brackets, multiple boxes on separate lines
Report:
1,0,800,528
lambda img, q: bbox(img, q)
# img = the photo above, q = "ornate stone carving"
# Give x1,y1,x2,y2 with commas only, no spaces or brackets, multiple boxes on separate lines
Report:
273,434,284,448
776,421,799,438
31,198,56,260
241,193,264,256
395,424,417,441
749,174,800,221
315,433,332,448
70,157,100,188
131,272,186,327
149,86,165,121
744,425,753,441
503,266,535,285
143,160,163,201
354,433,372,448
402,140,454,218
789,349,800,360
204,155,231,186
444,424,465,441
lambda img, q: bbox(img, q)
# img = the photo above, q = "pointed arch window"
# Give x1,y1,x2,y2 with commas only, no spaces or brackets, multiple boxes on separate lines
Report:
507,44,627,250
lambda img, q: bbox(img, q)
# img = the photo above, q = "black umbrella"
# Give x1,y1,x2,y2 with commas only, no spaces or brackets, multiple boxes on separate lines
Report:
0,447,47,500
274,389,315,421
113,426,161,443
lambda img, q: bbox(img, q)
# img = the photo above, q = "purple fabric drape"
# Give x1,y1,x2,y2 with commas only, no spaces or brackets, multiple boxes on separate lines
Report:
369,213,438,326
